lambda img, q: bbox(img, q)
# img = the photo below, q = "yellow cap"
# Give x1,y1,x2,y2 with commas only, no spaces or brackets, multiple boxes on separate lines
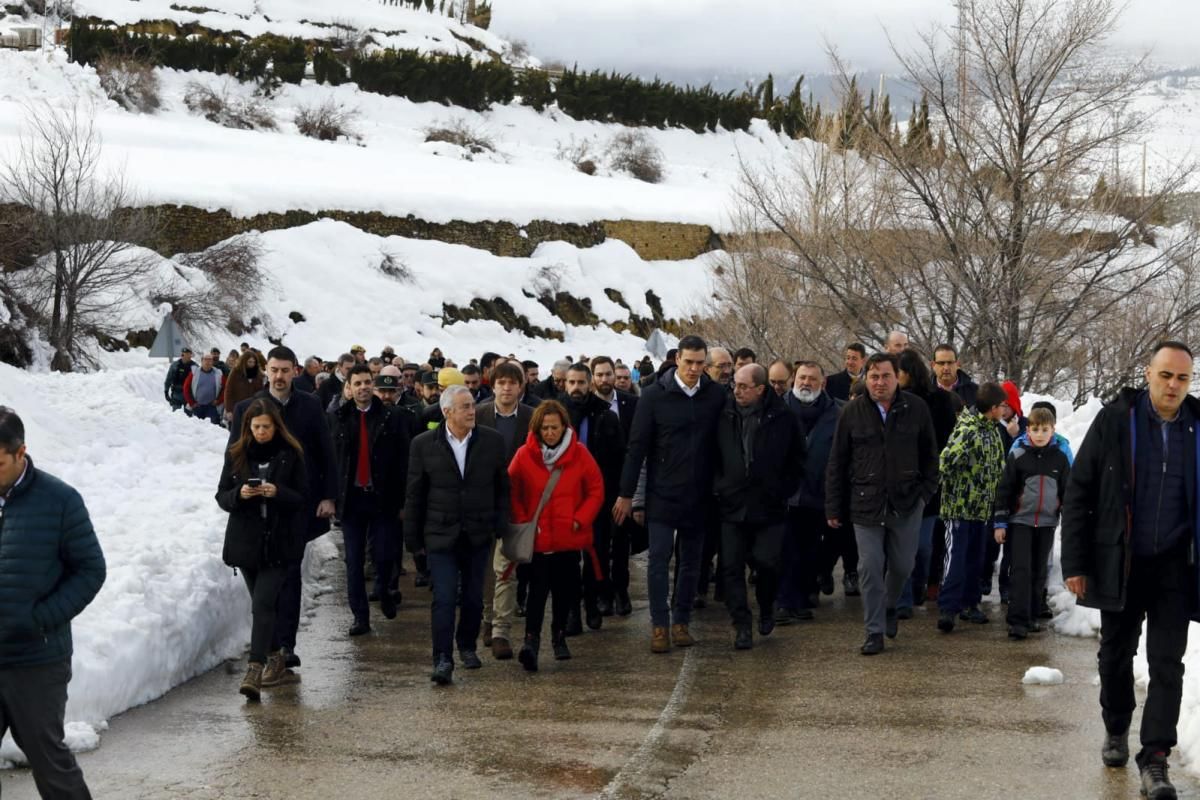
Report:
437,367,465,387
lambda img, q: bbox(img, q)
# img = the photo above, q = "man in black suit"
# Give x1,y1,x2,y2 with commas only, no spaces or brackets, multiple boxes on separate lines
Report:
825,342,866,402
475,361,535,660
592,355,639,615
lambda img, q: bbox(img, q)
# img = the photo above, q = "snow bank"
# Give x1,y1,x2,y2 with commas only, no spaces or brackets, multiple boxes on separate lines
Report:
239,219,707,366
1022,667,1065,685
0,362,336,767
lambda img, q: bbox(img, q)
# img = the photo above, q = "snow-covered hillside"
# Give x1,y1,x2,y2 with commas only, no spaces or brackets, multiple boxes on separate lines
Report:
0,47,810,229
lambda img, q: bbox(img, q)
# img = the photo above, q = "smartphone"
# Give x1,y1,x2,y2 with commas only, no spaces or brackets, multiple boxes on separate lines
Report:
246,478,263,488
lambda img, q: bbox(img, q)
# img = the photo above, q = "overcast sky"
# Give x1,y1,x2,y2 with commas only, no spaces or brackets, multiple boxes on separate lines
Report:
491,1,1200,79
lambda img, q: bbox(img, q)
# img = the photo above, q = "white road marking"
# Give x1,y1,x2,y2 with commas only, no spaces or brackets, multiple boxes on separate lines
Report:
597,645,699,799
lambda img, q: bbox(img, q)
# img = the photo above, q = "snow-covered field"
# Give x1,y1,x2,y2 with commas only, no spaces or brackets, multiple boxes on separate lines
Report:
0,47,810,229
0,361,337,767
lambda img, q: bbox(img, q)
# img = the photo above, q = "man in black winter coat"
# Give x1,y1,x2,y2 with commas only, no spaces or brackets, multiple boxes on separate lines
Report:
317,353,354,410
561,363,625,631
824,342,866,402
329,365,411,637
825,353,939,656
713,364,805,650
614,335,726,653
229,346,337,669
932,344,979,410
778,362,846,622
406,385,510,686
591,355,640,615
1062,341,1199,798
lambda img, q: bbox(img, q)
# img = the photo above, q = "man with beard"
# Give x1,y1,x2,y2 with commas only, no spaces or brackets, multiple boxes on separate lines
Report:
560,363,624,633
591,356,639,615
778,361,847,622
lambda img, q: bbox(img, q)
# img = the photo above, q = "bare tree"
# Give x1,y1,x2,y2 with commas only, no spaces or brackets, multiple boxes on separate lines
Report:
723,0,1200,400
0,102,159,370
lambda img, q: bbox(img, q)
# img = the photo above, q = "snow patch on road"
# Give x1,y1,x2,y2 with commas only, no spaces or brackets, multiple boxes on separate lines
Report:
1022,666,1065,685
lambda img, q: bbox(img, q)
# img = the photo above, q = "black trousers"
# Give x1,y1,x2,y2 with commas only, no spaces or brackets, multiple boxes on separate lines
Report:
582,515,611,611
720,520,785,628
1005,525,1055,629
981,534,1011,594
1098,547,1195,764
928,518,948,587
0,659,91,799
608,520,632,596
242,565,287,663
820,516,859,579
526,551,580,638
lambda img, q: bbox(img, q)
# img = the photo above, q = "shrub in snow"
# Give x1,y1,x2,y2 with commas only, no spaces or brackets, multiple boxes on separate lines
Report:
295,100,360,143
95,55,161,114
157,234,267,335
424,119,495,156
232,34,307,95
377,249,413,283
606,130,664,184
555,136,597,175
183,82,276,131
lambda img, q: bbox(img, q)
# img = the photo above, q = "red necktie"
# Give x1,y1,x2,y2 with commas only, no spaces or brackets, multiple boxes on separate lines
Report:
355,409,371,487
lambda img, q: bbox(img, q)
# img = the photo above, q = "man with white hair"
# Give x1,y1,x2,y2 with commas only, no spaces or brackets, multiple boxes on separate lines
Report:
406,385,511,686
535,358,572,401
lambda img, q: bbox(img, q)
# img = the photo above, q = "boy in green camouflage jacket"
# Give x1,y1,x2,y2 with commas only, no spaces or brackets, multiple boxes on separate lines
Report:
936,382,1009,632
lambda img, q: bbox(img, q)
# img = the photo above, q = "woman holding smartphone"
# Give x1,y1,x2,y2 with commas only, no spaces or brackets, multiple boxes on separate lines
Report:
216,398,307,701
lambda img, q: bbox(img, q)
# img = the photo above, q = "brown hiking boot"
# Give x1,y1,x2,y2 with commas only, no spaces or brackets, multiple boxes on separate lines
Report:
483,622,493,648
261,650,298,687
651,626,671,653
239,663,263,701
491,636,513,660
671,623,695,647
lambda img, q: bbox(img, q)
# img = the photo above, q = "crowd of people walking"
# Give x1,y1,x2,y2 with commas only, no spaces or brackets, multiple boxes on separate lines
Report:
156,334,1200,800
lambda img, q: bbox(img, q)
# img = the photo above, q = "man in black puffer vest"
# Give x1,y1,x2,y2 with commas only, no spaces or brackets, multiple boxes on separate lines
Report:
713,365,806,650
1062,341,1200,800
406,385,510,686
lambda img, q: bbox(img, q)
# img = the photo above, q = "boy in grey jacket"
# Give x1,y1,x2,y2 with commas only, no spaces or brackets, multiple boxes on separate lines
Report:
994,407,1071,639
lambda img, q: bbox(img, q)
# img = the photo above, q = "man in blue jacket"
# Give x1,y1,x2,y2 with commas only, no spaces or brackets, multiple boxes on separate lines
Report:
0,406,106,799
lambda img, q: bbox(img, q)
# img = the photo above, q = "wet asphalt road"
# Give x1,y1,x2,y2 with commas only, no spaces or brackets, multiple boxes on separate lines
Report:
3,538,1197,800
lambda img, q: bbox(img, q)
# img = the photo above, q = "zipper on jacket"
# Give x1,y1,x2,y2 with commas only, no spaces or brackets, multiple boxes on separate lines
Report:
1155,429,1166,555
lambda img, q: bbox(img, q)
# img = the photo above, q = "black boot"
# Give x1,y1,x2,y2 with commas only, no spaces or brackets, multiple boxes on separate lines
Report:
518,634,540,673
843,572,861,597
1139,752,1177,799
565,606,583,637
552,630,572,661
734,626,753,650
860,633,884,655
585,600,603,631
885,608,898,639
1101,731,1129,767
615,589,633,616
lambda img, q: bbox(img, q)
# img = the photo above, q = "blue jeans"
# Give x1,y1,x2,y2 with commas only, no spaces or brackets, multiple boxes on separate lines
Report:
897,515,938,611
648,521,704,627
427,540,490,662
342,511,395,623
938,519,988,614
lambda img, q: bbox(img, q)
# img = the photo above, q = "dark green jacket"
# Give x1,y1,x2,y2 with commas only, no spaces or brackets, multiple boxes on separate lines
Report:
0,458,106,667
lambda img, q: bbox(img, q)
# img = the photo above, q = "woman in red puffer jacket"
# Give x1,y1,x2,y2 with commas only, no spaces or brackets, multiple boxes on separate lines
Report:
508,399,604,672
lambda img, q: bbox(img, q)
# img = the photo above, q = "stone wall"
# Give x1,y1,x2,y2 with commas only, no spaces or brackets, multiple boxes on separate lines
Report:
119,204,721,261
